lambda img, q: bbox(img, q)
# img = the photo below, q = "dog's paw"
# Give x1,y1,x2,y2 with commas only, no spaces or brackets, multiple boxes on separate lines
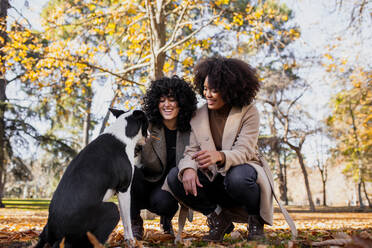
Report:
124,238,136,248
174,236,182,244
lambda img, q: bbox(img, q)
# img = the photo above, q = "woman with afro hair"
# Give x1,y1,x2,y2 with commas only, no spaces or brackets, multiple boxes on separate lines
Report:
166,57,275,242
130,76,197,240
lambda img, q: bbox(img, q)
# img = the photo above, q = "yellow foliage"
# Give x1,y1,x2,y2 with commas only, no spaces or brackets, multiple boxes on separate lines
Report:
215,0,229,6
182,57,194,68
163,61,173,73
233,14,244,26
324,53,334,61
88,4,96,11
3,0,300,116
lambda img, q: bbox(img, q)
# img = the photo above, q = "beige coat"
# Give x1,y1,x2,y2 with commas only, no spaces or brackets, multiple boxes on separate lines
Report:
176,103,275,225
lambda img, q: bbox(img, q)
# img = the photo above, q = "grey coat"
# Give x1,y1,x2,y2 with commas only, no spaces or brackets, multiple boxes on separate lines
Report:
140,124,190,182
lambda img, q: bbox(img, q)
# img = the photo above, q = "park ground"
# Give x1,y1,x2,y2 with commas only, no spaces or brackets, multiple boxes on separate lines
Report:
0,199,371,247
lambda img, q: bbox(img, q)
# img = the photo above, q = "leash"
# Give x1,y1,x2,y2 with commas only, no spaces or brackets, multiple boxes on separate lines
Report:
259,154,298,239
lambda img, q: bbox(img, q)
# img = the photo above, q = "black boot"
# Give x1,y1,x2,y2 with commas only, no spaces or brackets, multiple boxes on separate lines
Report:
160,216,174,235
131,214,144,240
202,210,234,242
247,215,264,240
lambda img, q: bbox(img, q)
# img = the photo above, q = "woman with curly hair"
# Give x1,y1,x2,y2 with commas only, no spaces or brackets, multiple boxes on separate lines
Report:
130,76,197,240
166,57,275,241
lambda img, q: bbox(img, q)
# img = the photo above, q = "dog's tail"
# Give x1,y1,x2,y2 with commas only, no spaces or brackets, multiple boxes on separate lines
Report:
34,225,48,248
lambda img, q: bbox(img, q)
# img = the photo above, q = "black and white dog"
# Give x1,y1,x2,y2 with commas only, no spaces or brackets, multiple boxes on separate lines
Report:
36,109,148,248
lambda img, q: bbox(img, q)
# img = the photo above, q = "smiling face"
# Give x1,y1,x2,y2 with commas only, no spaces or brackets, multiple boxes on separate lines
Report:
158,96,180,129
203,76,225,110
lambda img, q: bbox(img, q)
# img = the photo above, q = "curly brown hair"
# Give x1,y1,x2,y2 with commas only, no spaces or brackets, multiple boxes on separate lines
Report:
143,76,197,132
194,57,260,107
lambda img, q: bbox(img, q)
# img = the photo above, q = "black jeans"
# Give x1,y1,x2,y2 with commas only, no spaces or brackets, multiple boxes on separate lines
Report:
130,167,179,219
167,164,260,216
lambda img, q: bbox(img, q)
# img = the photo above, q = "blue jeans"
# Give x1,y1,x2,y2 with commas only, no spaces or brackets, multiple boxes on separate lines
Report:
167,164,260,215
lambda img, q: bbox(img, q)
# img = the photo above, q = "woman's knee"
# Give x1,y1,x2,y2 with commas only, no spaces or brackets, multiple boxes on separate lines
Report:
167,167,183,192
225,164,258,193
149,191,178,216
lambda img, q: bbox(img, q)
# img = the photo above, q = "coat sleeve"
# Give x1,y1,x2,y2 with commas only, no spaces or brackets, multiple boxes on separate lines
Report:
217,105,260,173
177,129,200,181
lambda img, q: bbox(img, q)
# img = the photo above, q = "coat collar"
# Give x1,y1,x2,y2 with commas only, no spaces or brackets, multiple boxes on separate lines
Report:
190,104,216,151
150,124,190,167
222,106,244,150
190,104,250,150
150,125,167,167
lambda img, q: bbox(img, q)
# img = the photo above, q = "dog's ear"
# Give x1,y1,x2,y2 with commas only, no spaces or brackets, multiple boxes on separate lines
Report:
132,110,149,138
109,108,126,118
132,110,145,119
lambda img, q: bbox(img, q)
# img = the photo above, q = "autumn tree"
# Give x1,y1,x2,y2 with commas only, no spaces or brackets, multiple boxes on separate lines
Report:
37,0,298,85
0,0,9,207
2,0,300,201
13,0,299,142
313,133,329,206
327,67,371,208
258,65,318,211
0,6,86,203
258,135,294,205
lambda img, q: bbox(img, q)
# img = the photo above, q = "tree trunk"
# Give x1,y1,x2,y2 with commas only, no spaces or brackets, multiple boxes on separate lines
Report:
276,151,287,204
349,104,365,208
295,149,315,211
362,181,371,207
82,103,91,147
358,181,364,208
82,87,92,146
99,89,120,134
317,163,327,206
283,160,288,205
283,152,288,205
0,0,9,208
147,0,166,80
322,179,327,206
270,111,288,204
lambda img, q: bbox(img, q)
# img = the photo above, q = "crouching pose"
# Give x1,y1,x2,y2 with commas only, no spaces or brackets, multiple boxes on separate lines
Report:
167,57,275,241
36,109,148,247
130,76,197,240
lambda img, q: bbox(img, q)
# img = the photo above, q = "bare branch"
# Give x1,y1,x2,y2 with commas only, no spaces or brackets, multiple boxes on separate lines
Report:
145,0,156,60
286,88,308,115
160,10,225,54
164,4,183,18
9,6,32,28
120,62,151,76
44,56,143,85
99,88,120,134
166,2,189,48
117,55,151,74
7,73,24,83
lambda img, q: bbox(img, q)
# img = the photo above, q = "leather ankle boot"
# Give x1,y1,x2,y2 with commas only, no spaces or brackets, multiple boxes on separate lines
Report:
202,211,234,242
247,215,264,240
160,216,174,235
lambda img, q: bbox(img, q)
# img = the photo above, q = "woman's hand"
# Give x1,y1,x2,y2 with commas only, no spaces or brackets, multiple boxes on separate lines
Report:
182,168,203,196
192,150,223,169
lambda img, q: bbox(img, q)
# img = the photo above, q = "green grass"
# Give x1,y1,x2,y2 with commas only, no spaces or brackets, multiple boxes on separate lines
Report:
2,198,50,210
